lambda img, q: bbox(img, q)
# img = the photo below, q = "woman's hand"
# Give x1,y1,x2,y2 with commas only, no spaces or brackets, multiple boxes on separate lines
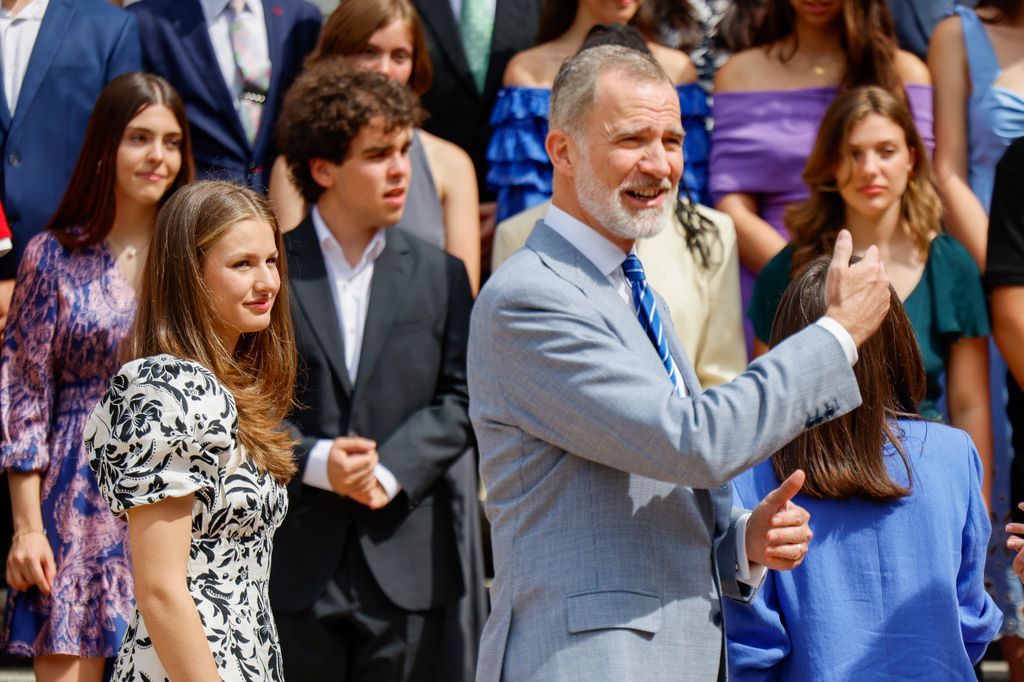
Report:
1006,505,1024,581
6,530,55,594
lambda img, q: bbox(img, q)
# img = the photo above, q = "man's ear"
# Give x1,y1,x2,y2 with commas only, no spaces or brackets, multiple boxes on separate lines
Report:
547,128,577,179
309,158,335,190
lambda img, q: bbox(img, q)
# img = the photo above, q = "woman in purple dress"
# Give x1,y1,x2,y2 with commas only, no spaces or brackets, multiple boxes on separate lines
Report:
0,73,192,681
710,0,933,354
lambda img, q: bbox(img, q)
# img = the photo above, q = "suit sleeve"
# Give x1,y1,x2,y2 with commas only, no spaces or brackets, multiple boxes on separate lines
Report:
723,570,789,681
104,11,142,80
473,280,861,489
377,257,473,505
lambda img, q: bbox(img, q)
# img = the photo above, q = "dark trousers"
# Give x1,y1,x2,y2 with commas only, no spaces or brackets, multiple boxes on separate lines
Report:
275,534,445,682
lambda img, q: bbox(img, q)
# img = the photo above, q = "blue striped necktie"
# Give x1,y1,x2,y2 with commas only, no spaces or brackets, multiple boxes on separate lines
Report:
622,254,682,395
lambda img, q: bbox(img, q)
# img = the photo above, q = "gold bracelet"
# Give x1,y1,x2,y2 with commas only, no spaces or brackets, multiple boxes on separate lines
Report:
12,528,45,540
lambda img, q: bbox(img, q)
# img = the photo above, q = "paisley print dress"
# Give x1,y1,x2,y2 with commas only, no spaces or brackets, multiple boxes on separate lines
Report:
0,231,134,656
85,355,288,682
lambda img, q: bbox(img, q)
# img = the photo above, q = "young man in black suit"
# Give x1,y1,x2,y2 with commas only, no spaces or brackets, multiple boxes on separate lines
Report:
270,61,474,681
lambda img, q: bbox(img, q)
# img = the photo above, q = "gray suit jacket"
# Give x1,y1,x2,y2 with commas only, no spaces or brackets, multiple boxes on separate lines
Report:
467,222,861,681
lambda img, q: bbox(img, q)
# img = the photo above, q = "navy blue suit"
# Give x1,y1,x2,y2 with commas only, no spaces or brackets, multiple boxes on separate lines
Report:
128,0,321,191
0,0,140,278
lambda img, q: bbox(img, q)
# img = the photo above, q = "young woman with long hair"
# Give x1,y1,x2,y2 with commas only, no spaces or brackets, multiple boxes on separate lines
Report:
268,0,481,293
725,255,1001,679
86,180,296,681
710,0,931,355
747,86,992,506
0,72,191,682
488,0,709,223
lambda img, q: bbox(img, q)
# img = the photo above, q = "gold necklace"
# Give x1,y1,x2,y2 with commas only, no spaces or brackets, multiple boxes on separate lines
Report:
108,234,150,260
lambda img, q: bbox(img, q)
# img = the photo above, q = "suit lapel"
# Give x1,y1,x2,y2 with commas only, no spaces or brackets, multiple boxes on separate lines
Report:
256,0,285,153
485,0,525,98
287,218,353,395
353,230,412,396
10,0,72,135
178,0,249,151
417,0,477,99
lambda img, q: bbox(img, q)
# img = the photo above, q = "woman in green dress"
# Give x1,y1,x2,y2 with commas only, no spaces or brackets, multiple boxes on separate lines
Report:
748,85,993,506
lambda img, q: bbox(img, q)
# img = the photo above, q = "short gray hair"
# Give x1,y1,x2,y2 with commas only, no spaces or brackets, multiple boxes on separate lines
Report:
549,45,671,138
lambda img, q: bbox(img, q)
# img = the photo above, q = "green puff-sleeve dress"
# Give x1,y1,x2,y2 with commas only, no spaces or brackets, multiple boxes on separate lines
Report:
748,234,990,420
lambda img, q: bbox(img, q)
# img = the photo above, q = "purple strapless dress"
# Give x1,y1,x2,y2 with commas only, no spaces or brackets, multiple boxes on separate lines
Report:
709,84,934,353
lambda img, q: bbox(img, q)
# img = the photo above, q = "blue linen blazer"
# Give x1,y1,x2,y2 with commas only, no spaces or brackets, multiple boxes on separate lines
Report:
468,221,863,681
725,419,1002,681
127,0,321,191
0,0,140,278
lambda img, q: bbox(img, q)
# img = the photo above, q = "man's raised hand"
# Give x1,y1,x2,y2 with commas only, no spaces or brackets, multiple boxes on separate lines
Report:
825,229,891,347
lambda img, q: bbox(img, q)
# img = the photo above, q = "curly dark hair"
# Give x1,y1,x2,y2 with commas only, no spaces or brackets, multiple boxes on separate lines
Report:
276,58,424,205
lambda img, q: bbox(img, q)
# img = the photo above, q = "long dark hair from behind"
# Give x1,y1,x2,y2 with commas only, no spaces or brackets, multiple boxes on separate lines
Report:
753,0,903,98
675,174,721,272
124,181,296,484
636,0,702,52
536,0,654,44
768,256,925,501
976,0,1023,22
47,72,194,249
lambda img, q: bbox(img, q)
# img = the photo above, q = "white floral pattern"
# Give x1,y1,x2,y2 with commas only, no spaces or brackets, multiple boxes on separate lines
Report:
85,355,288,682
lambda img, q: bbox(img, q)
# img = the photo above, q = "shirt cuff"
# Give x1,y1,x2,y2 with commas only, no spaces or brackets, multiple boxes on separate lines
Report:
815,316,858,366
374,464,402,501
735,512,768,588
301,439,334,492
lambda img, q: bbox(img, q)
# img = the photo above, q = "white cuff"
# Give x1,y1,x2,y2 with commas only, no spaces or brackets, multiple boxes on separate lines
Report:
815,316,858,366
374,464,402,501
301,439,334,492
735,512,769,588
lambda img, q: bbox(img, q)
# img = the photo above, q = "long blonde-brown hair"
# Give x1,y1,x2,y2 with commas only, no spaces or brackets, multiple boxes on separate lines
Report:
786,86,941,276
124,181,297,483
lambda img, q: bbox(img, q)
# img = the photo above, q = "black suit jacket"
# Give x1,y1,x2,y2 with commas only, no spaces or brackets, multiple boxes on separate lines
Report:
270,219,474,614
414,0,541,199
128,0,321,190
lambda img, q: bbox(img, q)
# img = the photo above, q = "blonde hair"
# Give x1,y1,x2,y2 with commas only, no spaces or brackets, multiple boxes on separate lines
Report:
125,181,297,483
786,86,941,275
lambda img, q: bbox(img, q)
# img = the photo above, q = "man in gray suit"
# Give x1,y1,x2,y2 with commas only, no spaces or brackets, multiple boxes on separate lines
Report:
467,45,892,681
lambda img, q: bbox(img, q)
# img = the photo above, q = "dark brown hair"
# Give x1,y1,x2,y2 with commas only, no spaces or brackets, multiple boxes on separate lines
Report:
47,72,194,249
307,0,433,95
124,181,297,483
536,0,654,44
768,256,924,501
715,0,768,54
786,86,940,275
277,60,424,205
636,0,702,52
976,0,1023,22
754,0,903,97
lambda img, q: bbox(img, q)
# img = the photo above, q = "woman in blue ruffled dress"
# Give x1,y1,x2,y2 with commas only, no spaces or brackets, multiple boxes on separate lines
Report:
488,0,711,223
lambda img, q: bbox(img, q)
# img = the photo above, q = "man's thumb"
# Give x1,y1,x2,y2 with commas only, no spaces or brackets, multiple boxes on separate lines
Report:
767,469,805,510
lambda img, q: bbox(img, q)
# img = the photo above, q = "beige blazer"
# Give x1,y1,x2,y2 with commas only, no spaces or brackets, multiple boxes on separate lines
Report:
493,201,746,387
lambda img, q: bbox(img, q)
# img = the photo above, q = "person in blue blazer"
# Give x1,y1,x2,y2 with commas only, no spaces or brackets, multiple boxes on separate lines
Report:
0,0,140,282
127,0,321,192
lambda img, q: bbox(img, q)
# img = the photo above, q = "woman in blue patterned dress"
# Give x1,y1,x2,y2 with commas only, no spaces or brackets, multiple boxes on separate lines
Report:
488,0,711,223
86,181,296,681
0,73,192,681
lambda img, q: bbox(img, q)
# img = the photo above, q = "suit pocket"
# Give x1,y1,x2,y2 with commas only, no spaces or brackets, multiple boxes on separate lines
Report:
566,589,662,635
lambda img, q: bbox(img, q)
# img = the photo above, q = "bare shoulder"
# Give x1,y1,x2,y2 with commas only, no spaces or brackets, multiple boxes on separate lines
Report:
929,14,965,51
895,49,931,85
649,43,698,85
419,130,475,179
503,44,565,87
714,48,770,92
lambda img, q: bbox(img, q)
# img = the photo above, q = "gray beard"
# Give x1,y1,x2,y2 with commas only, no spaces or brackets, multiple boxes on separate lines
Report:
574,146,676,241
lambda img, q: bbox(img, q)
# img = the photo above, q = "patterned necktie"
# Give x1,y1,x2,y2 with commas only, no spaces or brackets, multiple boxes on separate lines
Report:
460,0,493,93
227,0,271,146
622,254,683,394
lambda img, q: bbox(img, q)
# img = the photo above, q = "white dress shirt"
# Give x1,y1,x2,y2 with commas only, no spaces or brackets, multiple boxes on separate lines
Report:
301,207,401,500
0,0,48,114
199,0,270,115
543,203,859,584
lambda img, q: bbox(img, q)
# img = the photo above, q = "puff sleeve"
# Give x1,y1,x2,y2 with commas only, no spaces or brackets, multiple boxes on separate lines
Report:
85,356,234,518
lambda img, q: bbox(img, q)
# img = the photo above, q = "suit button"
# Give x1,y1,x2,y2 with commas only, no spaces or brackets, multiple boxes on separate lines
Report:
7,153,19,167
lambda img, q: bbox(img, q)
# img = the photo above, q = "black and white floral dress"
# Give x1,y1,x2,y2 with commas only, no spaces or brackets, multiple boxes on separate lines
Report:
85,355,288,682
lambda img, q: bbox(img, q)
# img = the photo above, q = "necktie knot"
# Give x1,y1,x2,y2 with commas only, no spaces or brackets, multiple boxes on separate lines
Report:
621,254,647,284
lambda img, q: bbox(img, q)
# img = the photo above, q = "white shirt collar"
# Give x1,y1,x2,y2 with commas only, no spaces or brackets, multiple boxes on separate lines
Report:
543,203,634,278
310,206,386,275
0,0,48,21
200,0,259,22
